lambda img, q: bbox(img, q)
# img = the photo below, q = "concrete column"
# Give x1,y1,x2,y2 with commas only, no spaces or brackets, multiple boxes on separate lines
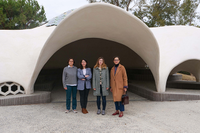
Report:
155,72,168,93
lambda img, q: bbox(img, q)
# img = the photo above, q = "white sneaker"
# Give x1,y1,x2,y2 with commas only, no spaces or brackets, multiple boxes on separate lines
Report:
65,110,70,113
73,110,78,113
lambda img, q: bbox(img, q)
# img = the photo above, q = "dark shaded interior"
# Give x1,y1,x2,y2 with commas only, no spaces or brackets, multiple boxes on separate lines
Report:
34,38,154,91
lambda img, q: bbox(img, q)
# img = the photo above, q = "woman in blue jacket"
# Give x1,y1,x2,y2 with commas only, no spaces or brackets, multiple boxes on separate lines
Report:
77,59,92,114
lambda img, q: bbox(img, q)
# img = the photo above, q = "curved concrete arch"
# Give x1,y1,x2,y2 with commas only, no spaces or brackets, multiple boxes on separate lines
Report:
0,26,55,94
28,3,160,94
151,26,200,92
170,59,200,82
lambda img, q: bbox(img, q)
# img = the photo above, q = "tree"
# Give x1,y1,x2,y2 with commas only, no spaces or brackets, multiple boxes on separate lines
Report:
132,0,149,26
144,0,181,27
87,0,145,11
87,0,200,27
178,0,200,26
144,0,200,27
0,0,47,29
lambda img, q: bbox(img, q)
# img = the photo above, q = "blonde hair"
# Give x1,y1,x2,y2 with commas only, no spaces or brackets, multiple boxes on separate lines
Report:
94,57,107,69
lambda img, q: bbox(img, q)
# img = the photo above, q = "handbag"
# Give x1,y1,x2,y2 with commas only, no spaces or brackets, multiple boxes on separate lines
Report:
121,91,129,105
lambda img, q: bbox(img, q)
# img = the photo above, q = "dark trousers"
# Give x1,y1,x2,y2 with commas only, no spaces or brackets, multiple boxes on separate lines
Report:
97,85,106,110
115,101,124,112
79,86,90,108
66,85,77,110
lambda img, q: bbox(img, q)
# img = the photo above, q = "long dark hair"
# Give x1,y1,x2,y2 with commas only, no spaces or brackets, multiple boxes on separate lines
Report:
80,59,88,69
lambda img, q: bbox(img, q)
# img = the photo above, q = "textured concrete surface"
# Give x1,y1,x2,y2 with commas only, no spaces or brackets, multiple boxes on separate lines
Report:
1,100,200,133
129,80,200,101
0,91,50,106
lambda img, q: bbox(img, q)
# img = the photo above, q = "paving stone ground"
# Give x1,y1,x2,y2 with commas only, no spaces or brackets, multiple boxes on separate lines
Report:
1,83,200,133
1,97,200,132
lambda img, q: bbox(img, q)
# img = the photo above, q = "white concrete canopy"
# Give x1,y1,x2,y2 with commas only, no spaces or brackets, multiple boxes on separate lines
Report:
151,26,200,92
0,3,200,94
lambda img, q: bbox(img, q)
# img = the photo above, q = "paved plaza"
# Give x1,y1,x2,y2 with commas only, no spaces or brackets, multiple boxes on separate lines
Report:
1,89,200,133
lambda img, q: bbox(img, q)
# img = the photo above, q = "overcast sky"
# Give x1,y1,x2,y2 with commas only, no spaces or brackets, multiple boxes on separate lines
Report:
38,0,200,24
37,0,88,20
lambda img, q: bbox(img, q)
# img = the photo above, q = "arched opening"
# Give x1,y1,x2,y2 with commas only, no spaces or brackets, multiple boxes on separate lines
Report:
28,3,160,95
34,38,155,101
166,59,200,92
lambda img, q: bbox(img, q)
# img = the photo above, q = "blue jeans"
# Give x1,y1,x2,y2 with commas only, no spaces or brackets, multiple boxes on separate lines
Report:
115,101,124,112
97,85,106,110
97,96,106,110
66,85,77,110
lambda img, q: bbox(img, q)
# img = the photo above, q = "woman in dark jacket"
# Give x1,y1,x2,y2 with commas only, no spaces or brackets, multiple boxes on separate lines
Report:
77,59,92,114
93,57,109,115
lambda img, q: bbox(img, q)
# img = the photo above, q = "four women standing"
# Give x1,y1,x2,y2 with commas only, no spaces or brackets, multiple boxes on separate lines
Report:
62,57,128,117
